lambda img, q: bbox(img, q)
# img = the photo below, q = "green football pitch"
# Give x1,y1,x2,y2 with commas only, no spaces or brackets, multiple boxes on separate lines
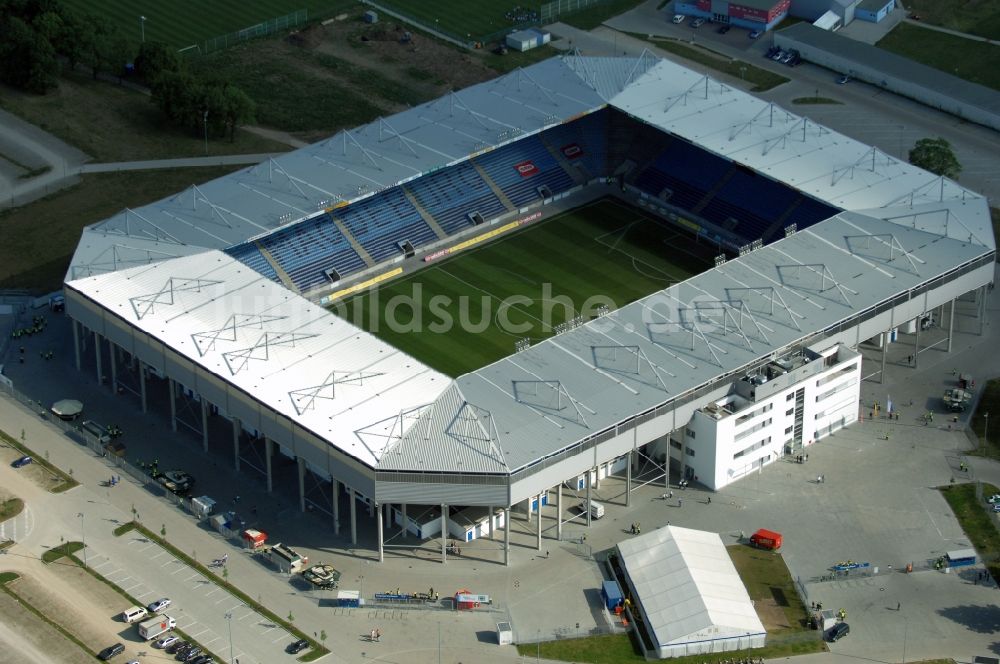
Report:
333,199,716,377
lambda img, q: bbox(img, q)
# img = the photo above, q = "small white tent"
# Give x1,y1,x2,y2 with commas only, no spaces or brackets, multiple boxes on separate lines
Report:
616,526,766,659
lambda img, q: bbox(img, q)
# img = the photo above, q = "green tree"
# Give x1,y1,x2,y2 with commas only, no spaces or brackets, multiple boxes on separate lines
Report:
221,85,255,141
151,69,202,126
0,15,59,92
82,13,116,80
134,41,182,84
30,9,61,42
55,7,91,72
908,137,962,179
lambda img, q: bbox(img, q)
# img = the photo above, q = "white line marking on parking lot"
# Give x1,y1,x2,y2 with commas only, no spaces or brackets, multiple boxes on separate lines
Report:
271,633,286,643
237,611,255,621
170,567,185,575
215,597,229,605
204,588,222,597
184,573,199,581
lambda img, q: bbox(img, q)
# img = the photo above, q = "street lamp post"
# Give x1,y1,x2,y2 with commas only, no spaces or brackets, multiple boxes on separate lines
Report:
984,411,990,455
203,110,209,155
225,611,234,664
77,512,87,567
901,614,908,664
140,15,146,43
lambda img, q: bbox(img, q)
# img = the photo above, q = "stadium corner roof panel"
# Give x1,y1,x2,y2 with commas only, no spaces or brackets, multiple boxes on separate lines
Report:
65,251,450,468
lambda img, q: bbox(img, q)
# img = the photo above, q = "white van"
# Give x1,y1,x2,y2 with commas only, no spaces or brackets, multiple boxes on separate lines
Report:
121,606,149,623
586,500,605,519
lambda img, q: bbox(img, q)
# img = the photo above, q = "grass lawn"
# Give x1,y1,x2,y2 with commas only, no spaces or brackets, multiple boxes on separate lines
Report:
901,0,1000,41
0,497,25,522
378,0,542,41
939,482,1000,581
637,36,789,92
792,97,842,105
60,0,356,50
335,199,714,376
876,23,1000,92
0,166,242,293
560,0,647,30
41,540,85,564
0,71,289,162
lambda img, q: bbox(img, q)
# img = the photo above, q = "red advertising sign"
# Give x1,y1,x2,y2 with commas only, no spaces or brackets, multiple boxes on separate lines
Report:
515,160,538,177
561,143,583,159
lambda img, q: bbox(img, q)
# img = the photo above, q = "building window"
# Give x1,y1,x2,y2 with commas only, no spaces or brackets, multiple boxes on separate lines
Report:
670,439,682,450
784,426,793,434
686,429,696,439
787,393,795,401
686,448,696,457
786,408,794,416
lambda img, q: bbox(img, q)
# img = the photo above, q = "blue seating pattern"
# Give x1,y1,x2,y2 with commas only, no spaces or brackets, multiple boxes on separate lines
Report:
225,242,280,283
259,213,366,292
474,136,576,208
335,187,437,263
784,196,839,231
406,161,506,235
538,111,609,180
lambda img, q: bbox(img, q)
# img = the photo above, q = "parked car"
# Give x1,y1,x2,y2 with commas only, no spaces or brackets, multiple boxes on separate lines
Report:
987,494,1000,504
787,51,801,66
180,647,202,661
771,49,785,61
836,74,851,84
691,17,705,27
147,597,172,613
749,29,762,39
11,455,32,468
156,470,194,494
98,643,125,660
166,640,188,654
765,46,780,58
828,621,850,642
779,51,795,64
287,639,310,654
188,656,213,664
671,14,685,23
717,24,730,33
154,635,180,649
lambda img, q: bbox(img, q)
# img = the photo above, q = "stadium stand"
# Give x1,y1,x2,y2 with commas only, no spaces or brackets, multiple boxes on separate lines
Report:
406,161,507,235
538,110,609,180
225,242,280,283
783,195,839,232
474,135,576,208
335,187,437,263
258,214,366,292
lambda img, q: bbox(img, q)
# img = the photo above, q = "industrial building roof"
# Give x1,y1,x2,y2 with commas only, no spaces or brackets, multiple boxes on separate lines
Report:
66,54,994,477
617,526,765,647
730,0,786,12
777,22,1000,117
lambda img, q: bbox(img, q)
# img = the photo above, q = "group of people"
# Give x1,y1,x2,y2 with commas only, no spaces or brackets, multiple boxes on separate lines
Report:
108,474,121,486
369,627,383,642
629,522,642,535
9,314,47,340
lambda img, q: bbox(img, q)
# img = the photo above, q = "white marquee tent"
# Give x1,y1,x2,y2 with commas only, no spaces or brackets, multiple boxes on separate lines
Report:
616,526,766,658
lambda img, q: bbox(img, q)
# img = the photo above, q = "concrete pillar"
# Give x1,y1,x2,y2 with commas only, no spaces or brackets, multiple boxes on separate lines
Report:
586,468,593,528
527,497,533,523
536,493,542,551
441,504,448,565
980,286,987,335
297,457,306,513
556,484,562,541
109,344,118,393
168,379,177,433
400,503,407,537
947,298,955,353
139,361,147,413
332,480,340,534
349,489,358,546
94,331,102,383
384,502,391,529
72,320,81,371
880,336,887,384
595,464,602,489
626,450,632,508
488,505,494,540
200,398,209,453
913,319,920,369
376,503,384,563
232,417,241,472
503,508,511,567
265,438,274,494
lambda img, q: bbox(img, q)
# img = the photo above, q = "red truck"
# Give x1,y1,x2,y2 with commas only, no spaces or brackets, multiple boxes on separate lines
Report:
750,529,782,550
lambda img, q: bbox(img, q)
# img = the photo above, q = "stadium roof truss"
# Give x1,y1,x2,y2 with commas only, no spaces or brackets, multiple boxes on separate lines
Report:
66,53,995,488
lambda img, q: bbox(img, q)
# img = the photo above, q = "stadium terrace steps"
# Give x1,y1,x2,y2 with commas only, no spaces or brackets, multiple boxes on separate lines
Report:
329,214,376,267
470,161,515,212
224,242,284,285
761,197,805,242
254,241,293,288
335,188,438,263
405,162,505,235
691,168,737,215
260,213,367,293
400,189,449,239
539,134,589,186
473,135,576,208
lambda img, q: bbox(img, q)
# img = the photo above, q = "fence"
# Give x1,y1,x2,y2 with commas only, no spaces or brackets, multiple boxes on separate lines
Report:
200,9,309,54
540,0,616,23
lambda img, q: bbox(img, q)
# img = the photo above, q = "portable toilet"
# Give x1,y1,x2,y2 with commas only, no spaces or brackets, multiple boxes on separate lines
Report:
497,622,513,645
946,548,977,567
601,580,624,611
337,589,361,608
364,10,378,23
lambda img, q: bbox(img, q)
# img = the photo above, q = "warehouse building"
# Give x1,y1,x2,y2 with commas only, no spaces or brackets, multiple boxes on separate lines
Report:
675,0,791,31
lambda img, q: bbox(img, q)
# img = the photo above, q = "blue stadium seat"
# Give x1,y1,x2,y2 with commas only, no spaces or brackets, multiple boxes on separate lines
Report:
225,243,280,283
335,188,437,263
784,196,839,231
259,213,366,292
474,135,576,208
407,162,506,235
538,111,609,180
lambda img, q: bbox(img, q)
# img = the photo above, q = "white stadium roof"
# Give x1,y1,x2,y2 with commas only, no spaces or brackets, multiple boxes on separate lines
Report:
617,526,765,651
66,53,995,476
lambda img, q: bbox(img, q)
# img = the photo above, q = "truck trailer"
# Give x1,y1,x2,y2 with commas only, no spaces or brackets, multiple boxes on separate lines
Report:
137,614,176,640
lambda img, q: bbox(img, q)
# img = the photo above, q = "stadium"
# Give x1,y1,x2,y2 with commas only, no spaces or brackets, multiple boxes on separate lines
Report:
62,52,995,564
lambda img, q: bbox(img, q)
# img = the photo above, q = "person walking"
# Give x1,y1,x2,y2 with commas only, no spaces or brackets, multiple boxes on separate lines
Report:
896,601,900,611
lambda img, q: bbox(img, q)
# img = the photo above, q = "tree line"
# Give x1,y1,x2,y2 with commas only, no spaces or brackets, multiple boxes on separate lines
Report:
0,0,254,141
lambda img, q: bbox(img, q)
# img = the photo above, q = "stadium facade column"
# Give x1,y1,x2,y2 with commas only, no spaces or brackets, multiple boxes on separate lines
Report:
556,484,562,541
947,299,955,352
487,505,494,540
586,468,592,528
265,438,274,493
625,449,632,507
400,503,406,537
109,343,117,393
297,457,306,513
232,417,241,472
349,488,358,545
595,464,601,490
168,379,177,433
93,331,103,384
536,493,542,550
503,507,511,566
384,502,391,531
139,360,147,413
332,479,340,534
72,320,81,371
913,317,920,369
200,397,209,452
376,503,384,563
980,286,987,335
441,504,448,564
